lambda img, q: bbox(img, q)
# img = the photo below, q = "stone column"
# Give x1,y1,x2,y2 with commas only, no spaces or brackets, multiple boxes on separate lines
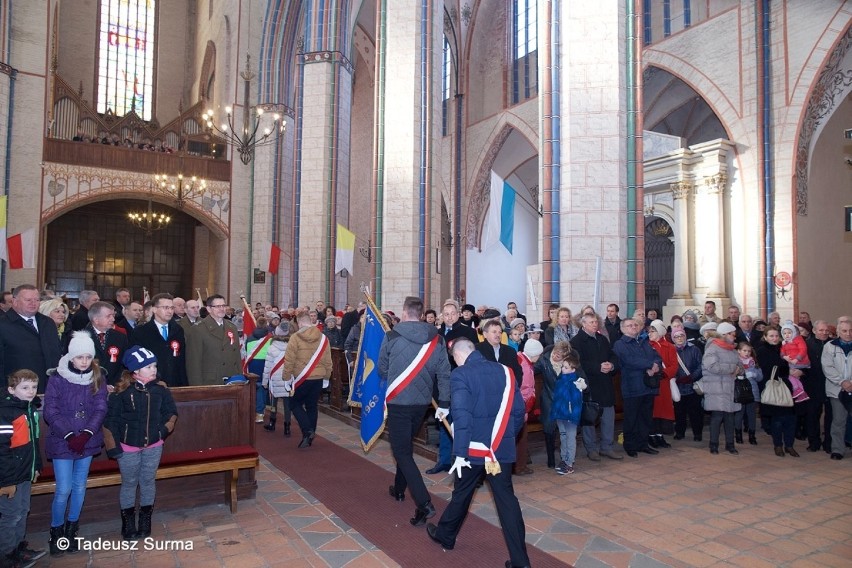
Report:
670,181,693,298
558,1,629,308
375,0,444,309
703,173,728,298
296,3,354,306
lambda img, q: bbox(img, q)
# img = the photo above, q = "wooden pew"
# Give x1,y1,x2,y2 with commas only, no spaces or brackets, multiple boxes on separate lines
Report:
29,378,259,530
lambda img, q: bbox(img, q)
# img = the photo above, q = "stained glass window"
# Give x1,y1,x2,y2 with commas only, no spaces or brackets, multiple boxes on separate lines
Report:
512,0,538,104
97,0,156,120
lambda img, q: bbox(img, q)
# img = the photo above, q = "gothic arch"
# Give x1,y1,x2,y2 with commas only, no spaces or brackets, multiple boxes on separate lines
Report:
40,165,230,240
641,59,738,145
793,23,852,215
199,41,216,101
464,119,538,250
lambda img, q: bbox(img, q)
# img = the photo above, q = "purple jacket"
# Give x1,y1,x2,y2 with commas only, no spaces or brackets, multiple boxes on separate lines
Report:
43,357,109,460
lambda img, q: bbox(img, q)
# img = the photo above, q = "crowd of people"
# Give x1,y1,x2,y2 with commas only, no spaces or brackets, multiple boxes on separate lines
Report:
71,130,177,154
0,283,849,567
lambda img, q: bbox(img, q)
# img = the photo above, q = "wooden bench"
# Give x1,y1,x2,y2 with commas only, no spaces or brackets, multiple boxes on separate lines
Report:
32,445,259,513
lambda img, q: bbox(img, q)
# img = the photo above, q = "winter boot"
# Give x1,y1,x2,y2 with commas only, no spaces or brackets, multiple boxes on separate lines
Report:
120,507,137,540
64,520,80,554
283,421,291,437
49,525,66,556
137,505,153,538
264,412,277,432
656,435,671,448
648,435,659,448
735,429,743,444
14,540,46,564
544,432,557,469
748,430,758,445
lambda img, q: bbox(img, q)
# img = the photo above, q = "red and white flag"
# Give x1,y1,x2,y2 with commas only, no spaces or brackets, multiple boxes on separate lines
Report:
4,228,36,269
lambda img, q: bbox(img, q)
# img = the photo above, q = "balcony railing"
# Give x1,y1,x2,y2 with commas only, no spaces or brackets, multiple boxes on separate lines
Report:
43,138,231,182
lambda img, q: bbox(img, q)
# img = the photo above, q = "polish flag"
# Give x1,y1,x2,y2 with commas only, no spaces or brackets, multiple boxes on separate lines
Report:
5,228,36,269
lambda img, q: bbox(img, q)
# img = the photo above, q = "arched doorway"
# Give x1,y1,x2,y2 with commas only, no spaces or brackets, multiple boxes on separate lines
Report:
44,200,198,302
644,216,673,313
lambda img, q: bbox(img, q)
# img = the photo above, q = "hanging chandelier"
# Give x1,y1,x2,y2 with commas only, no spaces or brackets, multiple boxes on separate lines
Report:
153,173,207,208
201,54,286,165
127,201,171,235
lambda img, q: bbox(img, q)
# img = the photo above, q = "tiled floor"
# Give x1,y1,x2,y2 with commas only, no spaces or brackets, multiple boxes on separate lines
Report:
30,415,852,567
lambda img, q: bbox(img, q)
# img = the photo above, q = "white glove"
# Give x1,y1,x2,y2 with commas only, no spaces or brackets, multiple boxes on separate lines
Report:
283,378,295,393
573,377,587,391
435,407,449,422
448,456,471,479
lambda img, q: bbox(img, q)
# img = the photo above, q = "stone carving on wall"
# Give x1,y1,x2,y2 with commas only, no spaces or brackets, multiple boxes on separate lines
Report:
795,26,852,216
40,162,231,239
465,124,513,249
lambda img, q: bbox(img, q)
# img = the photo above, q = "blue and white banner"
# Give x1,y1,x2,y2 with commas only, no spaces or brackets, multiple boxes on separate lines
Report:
485,170,516,254
347,303,388,452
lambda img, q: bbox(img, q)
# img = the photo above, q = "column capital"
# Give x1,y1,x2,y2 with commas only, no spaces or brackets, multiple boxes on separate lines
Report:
670,181,694,200
703,173,728,195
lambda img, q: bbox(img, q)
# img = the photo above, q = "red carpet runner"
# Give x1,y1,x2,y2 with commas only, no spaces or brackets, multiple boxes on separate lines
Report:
255,427,569,567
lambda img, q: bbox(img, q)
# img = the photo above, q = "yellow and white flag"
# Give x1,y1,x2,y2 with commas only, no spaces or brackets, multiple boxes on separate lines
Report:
334,224,355,276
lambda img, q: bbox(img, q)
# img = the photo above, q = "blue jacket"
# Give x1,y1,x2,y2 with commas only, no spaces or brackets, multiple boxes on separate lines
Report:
450,351,524,464
673,342,703,396
613,334,662,398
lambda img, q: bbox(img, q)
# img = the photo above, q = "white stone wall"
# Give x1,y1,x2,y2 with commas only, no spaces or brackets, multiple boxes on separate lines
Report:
558,0,628,310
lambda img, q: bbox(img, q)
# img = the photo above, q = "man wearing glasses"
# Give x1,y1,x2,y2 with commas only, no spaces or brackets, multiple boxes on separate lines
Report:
186,294,241,385
131,293,189,387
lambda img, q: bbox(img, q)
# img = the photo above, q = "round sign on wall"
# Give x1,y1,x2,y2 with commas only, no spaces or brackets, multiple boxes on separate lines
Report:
774,272,792,288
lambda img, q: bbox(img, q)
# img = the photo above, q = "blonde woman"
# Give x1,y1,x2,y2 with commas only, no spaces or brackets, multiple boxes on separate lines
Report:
40,298,70,342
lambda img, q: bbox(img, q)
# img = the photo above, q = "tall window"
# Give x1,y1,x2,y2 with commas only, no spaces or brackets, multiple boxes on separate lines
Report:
442,35,452,136
97,0,156,120
512,0,538,104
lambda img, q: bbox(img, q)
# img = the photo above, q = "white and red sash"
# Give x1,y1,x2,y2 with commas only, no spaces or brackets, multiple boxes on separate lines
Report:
268,354,287,378
469,366,515,469
292,334,330,390
386,336,440,402
242,334,273,373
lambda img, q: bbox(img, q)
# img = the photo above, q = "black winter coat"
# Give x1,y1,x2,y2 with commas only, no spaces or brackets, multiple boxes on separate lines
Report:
104,380,178,457
570,330,618,407
0,395,41,486
0,311,62,392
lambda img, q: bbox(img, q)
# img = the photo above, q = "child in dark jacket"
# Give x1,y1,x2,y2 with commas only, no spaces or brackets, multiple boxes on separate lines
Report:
103,346,178,542
44,331,108,556
0,369,46,566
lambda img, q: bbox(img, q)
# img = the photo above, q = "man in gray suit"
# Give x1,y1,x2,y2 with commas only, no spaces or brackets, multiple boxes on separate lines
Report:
185,294,241,385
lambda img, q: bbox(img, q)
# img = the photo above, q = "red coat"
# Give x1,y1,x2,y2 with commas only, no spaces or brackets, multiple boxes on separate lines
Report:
651,339,678,420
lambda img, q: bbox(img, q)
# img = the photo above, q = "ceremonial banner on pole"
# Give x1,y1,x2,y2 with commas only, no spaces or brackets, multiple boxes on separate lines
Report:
348,296,389,452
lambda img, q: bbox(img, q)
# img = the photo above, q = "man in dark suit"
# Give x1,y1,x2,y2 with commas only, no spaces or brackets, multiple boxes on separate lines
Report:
115,301,143,335
0,284,62,392
476,319,523,386
186,294,241,385
70,289,100,331
425,300,480,475
735,313,761,348
74,301,128,385
131,293,188,387
0,290,12,317
425,338,529,568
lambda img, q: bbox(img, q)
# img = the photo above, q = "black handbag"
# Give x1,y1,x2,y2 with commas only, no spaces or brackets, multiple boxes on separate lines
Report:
734,376,755,404
580,396,602,426
643,372,662,389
